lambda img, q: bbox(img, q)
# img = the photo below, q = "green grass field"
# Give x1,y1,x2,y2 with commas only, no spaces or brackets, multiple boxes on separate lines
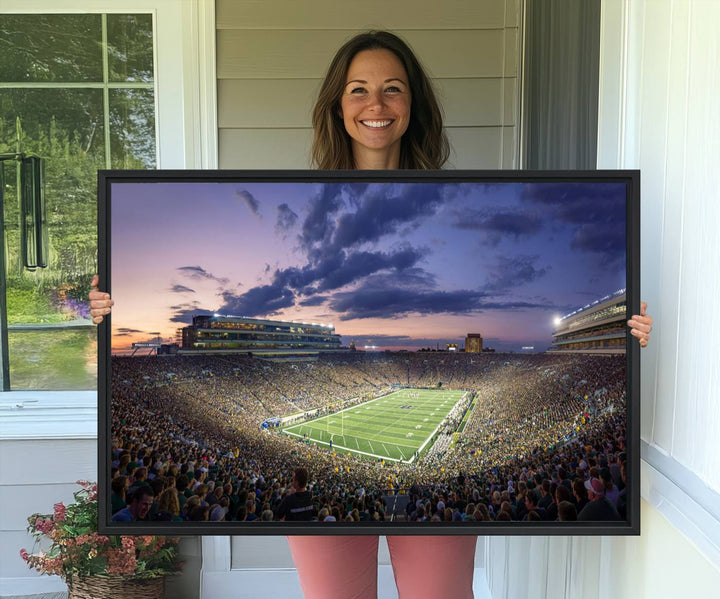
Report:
281,388,467,463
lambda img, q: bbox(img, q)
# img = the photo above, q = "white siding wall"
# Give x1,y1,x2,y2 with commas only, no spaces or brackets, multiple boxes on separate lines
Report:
486,1,720,596
216,0,522,170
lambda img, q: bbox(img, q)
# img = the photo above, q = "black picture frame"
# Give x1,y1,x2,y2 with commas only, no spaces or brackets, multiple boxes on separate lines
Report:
98,169,640,536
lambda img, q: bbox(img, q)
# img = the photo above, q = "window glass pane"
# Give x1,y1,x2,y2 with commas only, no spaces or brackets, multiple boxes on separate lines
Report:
9,330,97,390
1,89,103,391
1,89,104,275
0,14,102,82
107,14,154,83
0,89,106,162
110,89,156,168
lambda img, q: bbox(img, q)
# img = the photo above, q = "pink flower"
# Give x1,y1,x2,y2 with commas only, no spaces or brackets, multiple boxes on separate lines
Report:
121,537,135,550
19,549,29,562
53,503,66,522
34,518,54,535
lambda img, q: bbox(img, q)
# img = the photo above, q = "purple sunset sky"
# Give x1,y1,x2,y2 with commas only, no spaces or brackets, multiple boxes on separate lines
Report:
110,179,626,353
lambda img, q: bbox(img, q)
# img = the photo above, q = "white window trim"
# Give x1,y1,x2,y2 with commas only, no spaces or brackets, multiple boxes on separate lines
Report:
0,391,97,440
641,443,720,567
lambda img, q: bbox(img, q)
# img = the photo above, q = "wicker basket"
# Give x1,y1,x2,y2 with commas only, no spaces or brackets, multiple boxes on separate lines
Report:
67,575,165,599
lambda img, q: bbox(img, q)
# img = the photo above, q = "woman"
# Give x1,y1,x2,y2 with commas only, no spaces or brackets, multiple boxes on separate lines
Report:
90,30,653,598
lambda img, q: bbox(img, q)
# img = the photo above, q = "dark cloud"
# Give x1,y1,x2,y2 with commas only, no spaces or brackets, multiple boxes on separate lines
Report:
169,300,211,324
521,182,626,226
114,328,161,339
314,247,426,292
360,267,436,289
177,266,229,286
275,203,298,235
571,223,625,266
453,208,542,239
326,183,446,255
519,182,627,267
299,296,327,307
114,327,145,337
328,287,485,320
299,183,451,262
236,189,260,216
218,246,428,317
170,284,195,294
177,266,214,280
220,183,452,317
328,286,555,320
300,183,347,250
483,255,549,291
219,284,295,318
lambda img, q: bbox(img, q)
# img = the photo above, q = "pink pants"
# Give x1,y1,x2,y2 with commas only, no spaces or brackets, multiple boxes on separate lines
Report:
287,535,477,599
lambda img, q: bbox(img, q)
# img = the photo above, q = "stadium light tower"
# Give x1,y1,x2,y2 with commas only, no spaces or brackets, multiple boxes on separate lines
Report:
553,316,562,327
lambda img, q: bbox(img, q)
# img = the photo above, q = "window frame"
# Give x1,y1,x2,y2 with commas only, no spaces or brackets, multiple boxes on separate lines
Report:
1,0,217,170
0,1,216,402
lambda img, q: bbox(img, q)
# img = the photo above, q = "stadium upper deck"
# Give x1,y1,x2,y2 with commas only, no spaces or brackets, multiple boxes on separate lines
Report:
550,290,626,353
180,314,343,356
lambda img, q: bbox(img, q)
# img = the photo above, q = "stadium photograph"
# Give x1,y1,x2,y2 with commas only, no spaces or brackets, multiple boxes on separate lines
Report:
103,175,633,530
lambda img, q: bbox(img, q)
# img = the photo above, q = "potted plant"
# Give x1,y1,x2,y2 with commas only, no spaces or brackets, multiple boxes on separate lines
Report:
20,480,182,599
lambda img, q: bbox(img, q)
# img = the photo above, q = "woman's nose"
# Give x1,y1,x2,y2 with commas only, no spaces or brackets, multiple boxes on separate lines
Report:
366,89,385,110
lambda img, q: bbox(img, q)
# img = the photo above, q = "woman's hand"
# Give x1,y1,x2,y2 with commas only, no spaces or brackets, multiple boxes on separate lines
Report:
627,301,652,348
89,274,114,324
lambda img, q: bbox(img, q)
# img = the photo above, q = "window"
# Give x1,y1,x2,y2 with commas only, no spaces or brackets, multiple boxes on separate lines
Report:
0,13,156,389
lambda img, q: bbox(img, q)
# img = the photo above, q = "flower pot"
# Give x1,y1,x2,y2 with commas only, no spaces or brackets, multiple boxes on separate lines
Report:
67,575,165,599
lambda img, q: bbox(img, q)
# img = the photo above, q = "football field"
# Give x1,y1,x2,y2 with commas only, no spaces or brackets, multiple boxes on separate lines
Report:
281,388,467,463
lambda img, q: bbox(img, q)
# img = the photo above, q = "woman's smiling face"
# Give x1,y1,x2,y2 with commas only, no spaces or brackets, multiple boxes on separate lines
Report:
340,48,411,168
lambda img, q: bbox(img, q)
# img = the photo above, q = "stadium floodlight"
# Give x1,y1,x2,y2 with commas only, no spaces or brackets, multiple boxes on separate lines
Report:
553,316,562,326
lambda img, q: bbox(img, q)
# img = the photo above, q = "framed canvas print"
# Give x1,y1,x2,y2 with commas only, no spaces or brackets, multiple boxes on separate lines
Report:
97,169,640,535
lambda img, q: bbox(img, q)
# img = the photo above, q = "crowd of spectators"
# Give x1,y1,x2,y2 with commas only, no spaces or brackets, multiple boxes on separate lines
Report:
109,351,628,524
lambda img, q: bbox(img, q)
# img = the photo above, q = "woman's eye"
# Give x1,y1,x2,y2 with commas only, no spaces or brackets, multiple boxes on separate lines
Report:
385,86,402,93
349,87,367,94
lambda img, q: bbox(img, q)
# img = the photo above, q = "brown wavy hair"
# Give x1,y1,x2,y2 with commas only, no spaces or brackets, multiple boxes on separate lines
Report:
311,31,449,170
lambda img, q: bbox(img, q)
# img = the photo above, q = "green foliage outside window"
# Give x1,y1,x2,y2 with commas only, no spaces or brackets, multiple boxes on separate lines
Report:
0,13,155,389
